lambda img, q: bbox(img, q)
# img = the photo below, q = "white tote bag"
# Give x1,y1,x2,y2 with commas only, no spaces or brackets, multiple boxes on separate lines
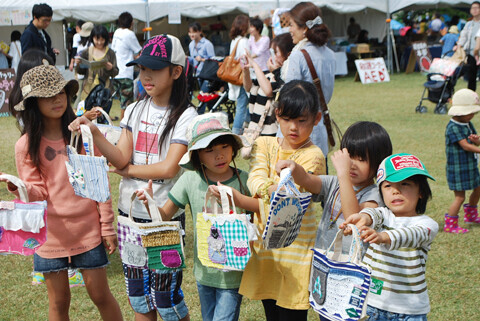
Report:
93,108,122,145
65,124,110,202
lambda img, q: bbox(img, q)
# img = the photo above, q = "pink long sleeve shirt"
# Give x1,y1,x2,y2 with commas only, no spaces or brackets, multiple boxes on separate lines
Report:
13,135,115,259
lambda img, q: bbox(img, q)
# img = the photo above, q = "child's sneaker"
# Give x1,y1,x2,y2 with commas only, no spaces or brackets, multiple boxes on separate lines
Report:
463,204,480,224
68,269,85,288
32,272,45,285
444,214,469,233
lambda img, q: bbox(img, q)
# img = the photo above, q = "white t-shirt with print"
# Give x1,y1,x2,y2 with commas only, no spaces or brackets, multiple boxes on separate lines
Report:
111,28,142,79
118,99,197,219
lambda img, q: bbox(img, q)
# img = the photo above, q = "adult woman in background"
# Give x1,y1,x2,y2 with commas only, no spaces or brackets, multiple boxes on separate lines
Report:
248,17,270,72
228,14,250,135
281,1,335,159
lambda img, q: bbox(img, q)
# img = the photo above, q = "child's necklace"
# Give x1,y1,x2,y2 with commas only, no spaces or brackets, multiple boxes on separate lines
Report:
277,138,311,162
144,102,167,164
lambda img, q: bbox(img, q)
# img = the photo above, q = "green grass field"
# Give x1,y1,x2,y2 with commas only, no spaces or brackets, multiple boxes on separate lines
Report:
0,72,478,320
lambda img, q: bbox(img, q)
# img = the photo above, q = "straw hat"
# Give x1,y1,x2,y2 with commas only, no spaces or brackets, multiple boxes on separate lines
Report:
448,88,480,116
449,25,459,34
14,63,78,111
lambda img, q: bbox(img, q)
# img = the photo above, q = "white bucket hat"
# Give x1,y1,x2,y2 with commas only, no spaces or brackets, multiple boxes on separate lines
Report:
448,88,480,116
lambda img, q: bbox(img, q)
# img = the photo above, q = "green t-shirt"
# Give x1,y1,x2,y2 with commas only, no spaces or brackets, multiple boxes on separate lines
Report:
168,168,249,289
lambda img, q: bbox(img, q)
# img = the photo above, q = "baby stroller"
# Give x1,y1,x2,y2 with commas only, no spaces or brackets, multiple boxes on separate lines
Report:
195,57,236,123
415,52,464,114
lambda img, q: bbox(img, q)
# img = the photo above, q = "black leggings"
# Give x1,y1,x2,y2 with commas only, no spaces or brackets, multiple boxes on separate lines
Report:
261,299,308,321
465,55,478,91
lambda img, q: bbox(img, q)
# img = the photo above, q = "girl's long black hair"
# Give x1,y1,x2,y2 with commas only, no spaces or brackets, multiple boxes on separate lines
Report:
22,91,78,171
128,64,192,155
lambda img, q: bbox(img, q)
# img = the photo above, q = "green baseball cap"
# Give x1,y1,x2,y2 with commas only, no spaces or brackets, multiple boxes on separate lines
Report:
376,153,435,185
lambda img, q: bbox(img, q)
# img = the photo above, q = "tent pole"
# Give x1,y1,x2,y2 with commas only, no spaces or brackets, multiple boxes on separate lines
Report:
145,0,151,39
386,0,392,73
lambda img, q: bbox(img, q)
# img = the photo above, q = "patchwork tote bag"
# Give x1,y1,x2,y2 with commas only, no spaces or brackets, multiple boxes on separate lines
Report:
93,108,122,145
65,124,111,202
262,168,312,249
309,224,372,321
117,191,186,270
0,174,47,255
196,185,257,271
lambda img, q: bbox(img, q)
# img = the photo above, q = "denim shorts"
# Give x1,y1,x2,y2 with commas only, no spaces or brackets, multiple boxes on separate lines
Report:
33,243,109,273
366,305,428,321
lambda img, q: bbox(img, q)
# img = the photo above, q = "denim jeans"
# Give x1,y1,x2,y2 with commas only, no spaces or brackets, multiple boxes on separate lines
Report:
196,282,242,321
366,305,427,321
232,86,249,134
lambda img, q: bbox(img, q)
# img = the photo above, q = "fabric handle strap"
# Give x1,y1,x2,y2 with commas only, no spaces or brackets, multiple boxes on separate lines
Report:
300,49,335,147
327,223,363,264
275,168,302,196
204,185,238,216
69,124,95,157
129,191,162,223
92,108,114,126
0,174,29,203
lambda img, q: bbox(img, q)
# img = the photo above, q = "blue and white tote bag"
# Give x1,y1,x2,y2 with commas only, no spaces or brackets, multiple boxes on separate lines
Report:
262,168,312,249
309,224,372,321
65,124,110,202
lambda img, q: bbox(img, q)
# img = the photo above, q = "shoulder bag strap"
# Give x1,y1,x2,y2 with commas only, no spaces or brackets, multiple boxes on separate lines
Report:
231,38,241,58
300,49,335,147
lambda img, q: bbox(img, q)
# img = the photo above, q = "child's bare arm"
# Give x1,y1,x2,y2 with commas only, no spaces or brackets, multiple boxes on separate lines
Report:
458,138,480,153
275,160,323,194
331,148,359,218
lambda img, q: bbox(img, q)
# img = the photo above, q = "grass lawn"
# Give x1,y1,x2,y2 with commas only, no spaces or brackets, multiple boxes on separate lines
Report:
0,71,478,320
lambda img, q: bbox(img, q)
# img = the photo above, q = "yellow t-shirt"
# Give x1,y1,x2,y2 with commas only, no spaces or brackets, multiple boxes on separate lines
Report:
239,136,326,310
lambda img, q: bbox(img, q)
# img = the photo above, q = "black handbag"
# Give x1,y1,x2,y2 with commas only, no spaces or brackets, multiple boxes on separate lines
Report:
197,59,221,82
84,83,113,124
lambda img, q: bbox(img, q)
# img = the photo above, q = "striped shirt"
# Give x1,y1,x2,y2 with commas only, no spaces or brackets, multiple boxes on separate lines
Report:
239,136,325,309
360,207,439,315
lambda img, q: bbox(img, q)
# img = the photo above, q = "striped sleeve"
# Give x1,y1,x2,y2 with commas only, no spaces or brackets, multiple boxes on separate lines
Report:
385,220,438,251
247,137,271,197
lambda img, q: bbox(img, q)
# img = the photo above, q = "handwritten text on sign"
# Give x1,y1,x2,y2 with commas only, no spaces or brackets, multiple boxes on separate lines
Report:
354,58,390,84
0,68,16,117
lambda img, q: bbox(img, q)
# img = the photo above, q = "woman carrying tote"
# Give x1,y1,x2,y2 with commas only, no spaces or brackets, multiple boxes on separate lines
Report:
228,14,250,135
280,1,335,159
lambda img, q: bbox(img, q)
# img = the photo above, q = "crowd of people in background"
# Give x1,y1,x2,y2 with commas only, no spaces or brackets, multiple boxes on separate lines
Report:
3,1,480,321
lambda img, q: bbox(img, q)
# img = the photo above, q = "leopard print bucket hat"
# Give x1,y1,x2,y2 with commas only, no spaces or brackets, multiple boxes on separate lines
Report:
14,64,79,111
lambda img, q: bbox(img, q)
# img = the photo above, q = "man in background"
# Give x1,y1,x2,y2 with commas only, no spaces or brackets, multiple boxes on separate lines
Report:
21,3,59,63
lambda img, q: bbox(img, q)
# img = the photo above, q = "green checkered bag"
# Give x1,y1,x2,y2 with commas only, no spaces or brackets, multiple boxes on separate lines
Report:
197,186,257,271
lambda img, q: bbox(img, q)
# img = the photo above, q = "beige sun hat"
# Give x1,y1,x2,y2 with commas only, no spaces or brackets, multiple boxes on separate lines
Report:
14,64,79,111
448,88,480,116
179,113,249,170
79,22,94,37
449,25,459,34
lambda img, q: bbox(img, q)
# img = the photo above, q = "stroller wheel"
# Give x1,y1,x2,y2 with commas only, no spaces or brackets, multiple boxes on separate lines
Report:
434,104,447,115
416,105,428,113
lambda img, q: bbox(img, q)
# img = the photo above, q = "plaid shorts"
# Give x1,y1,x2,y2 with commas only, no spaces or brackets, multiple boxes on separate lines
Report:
113,78,134,109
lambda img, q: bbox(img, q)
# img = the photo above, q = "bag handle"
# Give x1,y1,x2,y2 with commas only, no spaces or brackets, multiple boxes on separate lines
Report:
129,191,163,223
230,39,241,59
92,108,114,126
326,223,363,265
70,124,95,157
0,174,29,203
203,185,238,216
300,49,335,147
274,168,302,197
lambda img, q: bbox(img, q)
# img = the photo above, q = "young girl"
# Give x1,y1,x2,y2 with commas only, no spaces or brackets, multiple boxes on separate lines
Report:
70,34,197,321
75,24,118,102
341,153,439,320
0,64,122,320
277,121,392,254
228,80,326,321
242,33,294,137
445,88,480,233
137,112,250,321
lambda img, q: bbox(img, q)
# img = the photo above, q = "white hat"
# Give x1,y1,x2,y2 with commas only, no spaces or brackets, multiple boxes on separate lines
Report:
448,89,480,116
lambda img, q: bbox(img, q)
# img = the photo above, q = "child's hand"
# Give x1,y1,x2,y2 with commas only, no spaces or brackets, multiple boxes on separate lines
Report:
208,184,221,199
330,148,351,179
275,160,297,176
105,61,113,71
339,213,373,234
0,173,17,191
358,227,390,245
136,180,153,205
83,107,103,121
102,234,118,254
469,134,480,145
68,115,94,132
